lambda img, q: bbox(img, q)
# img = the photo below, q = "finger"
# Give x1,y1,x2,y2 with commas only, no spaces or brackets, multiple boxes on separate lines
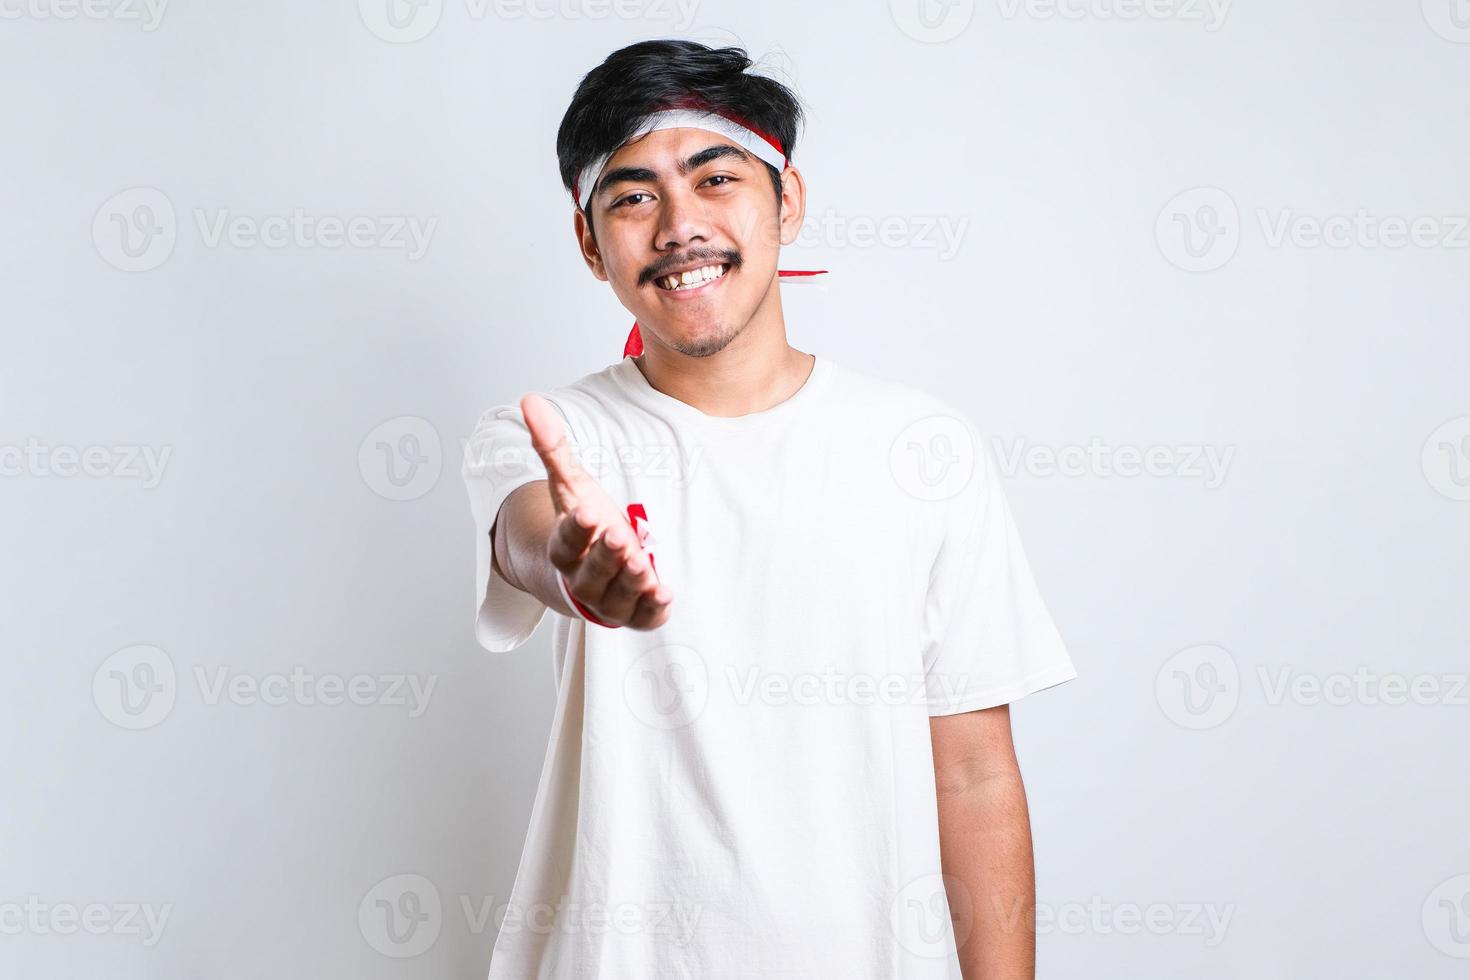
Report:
627,583,673,630
547,507,599,572
595,544,660,624
567,523,635,606
521,393,583,514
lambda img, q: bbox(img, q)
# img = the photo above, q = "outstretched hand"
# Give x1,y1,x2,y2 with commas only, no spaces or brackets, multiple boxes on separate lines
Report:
521,393,672,630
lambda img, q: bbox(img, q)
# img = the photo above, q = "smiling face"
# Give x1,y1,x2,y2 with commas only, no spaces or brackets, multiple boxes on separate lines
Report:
574,126,805,358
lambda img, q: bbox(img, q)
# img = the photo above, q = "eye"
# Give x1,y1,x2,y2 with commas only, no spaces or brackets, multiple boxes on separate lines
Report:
704,174,736,188
614,192,652,209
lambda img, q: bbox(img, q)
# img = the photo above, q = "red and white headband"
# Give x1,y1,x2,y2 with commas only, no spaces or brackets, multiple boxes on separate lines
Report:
572,107,789,212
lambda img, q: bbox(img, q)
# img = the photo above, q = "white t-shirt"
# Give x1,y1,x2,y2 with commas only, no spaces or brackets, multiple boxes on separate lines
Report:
460,353,1077,979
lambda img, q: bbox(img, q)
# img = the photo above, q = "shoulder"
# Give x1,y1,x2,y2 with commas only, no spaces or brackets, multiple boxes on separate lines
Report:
471,359,631,428
822,356,980,434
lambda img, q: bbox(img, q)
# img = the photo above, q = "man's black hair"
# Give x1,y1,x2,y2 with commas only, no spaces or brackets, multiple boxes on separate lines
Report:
557,39,806,240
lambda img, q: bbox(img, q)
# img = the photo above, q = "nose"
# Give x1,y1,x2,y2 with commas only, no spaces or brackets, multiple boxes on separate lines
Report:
652,183,714,257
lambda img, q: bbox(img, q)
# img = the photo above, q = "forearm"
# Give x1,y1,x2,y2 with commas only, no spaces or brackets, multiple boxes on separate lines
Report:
492,480,575,617
935,767,1036,980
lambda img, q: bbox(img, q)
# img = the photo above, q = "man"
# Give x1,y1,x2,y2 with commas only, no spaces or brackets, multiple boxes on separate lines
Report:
461,39,1077,979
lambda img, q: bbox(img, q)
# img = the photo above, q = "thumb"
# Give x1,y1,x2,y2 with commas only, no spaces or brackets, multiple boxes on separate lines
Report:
521,393,584,513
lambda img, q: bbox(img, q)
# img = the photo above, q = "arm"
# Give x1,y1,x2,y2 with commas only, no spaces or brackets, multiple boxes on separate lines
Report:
930,704,1036,980
491,481,576,617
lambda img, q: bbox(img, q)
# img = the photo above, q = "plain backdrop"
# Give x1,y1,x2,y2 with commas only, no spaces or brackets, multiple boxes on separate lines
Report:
3,1,1469,977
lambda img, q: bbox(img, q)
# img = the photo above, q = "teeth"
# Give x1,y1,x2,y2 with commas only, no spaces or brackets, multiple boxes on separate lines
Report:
659,264,727,291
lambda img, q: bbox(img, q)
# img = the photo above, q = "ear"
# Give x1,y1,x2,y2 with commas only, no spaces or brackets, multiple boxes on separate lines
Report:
776,165,807,248
573,207,609,282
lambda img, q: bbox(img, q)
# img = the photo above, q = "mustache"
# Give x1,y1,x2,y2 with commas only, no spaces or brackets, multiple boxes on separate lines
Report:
641,250,741,286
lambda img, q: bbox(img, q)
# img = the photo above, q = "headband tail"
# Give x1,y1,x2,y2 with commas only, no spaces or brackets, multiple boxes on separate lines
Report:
622,269,829,358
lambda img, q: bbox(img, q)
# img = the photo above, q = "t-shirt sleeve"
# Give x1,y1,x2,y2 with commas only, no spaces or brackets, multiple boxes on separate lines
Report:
460,401,562,652
919,420,1078,715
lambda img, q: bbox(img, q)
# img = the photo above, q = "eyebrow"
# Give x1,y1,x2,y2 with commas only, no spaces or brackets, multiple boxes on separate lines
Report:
595,143,753,204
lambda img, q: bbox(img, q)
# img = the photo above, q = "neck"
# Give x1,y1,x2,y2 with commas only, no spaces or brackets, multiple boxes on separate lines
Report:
631,283,815,418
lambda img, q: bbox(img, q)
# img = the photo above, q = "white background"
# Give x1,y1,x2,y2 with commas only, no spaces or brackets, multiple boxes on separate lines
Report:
3,1,1468,977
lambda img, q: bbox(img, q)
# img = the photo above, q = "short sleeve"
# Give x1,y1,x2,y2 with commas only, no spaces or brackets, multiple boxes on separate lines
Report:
920,423,1078,715
460,401,563,652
